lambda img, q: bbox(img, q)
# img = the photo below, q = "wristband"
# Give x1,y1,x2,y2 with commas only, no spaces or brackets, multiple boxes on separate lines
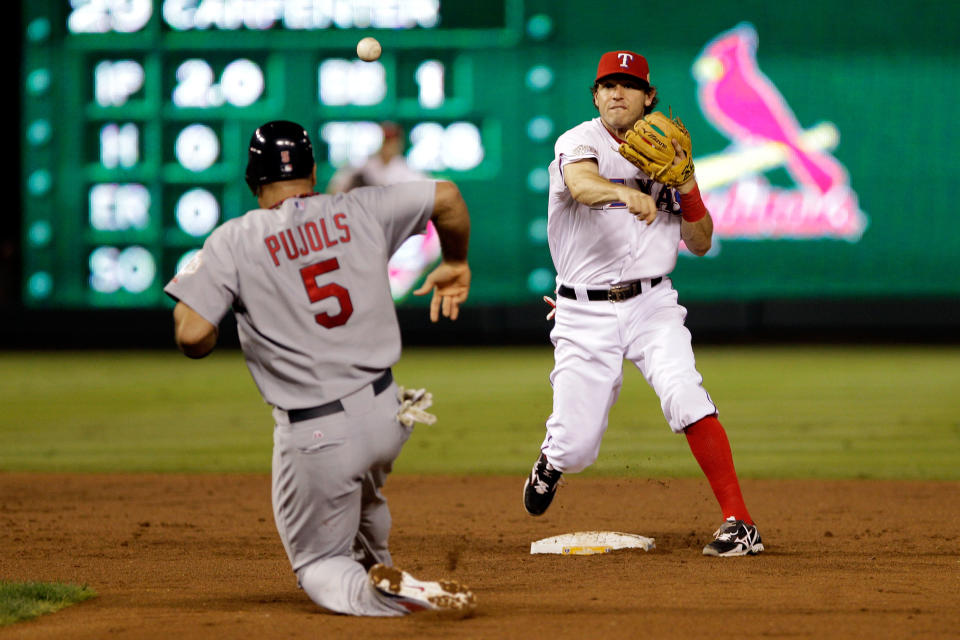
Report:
679,183,707,223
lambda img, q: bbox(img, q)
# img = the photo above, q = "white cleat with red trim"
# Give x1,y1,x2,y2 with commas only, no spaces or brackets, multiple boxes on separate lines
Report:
368,563,476,615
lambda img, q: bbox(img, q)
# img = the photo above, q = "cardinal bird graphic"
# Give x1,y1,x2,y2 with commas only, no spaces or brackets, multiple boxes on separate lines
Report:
693,23,847,194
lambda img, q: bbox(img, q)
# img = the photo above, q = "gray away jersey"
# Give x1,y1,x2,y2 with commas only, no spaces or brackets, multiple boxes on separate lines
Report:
165,181,436,410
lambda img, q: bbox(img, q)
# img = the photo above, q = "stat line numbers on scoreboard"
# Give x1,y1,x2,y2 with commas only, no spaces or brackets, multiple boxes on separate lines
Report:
81,50,486,304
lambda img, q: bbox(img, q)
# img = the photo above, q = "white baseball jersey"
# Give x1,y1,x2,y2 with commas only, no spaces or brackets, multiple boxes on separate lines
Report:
358,155,428,186
547,117,682,286
328,155,427,193
164,181,435,410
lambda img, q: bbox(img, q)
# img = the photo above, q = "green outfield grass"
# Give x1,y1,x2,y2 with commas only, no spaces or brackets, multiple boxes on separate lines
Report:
1,346,958,479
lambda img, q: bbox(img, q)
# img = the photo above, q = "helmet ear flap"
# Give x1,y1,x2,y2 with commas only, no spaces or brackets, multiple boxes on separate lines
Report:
244,147,264,195
245,121,315,195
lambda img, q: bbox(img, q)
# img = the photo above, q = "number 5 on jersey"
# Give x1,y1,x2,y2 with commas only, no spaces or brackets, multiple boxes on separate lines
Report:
300,258,353,328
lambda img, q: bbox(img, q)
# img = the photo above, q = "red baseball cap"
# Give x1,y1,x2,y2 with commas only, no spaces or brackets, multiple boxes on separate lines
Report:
595,50,650,84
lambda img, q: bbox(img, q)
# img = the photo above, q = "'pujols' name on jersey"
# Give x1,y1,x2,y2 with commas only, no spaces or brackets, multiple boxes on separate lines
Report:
264,212,352,266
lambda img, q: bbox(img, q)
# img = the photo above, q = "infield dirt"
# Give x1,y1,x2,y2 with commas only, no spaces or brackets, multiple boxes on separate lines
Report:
1,473,957,639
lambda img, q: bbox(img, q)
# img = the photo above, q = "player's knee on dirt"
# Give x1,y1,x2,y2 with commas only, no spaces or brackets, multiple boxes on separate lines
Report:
298,556,404,617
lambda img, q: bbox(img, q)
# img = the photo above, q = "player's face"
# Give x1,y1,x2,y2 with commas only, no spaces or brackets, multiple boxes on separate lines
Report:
593,77,654,135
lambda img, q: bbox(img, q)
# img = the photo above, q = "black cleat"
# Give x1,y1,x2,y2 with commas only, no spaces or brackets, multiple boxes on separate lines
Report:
702,517,764,557
522,453,563,516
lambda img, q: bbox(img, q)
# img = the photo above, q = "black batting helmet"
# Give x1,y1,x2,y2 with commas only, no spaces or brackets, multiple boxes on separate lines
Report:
245,120,315,195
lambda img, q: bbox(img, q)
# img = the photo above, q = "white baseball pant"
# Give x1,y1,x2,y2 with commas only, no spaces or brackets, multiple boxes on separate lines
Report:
541,278,717,473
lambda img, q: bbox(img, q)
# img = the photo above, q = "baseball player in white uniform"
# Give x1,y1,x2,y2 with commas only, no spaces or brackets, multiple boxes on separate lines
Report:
326,122,427,194
165,121,476,615
522,51,764,557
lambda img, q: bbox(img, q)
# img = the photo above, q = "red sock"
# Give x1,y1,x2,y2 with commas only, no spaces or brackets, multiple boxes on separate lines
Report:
684,416,753,524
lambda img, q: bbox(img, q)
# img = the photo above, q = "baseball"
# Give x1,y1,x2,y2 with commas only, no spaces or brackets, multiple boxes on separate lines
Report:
356,37,381,62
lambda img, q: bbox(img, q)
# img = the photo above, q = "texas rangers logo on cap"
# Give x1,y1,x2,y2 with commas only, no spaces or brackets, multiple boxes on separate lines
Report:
596,50,651,83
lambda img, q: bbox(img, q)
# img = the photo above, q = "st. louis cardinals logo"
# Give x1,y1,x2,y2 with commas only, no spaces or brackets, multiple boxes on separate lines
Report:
690,23,868,248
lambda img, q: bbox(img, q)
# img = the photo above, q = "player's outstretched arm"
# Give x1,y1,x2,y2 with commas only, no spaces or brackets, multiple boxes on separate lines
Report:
564,160,658,224
173,301,219,358
413,181,471,322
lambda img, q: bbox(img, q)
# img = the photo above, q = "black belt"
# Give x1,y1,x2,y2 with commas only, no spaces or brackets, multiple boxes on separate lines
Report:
287,369,393,423
557,277,662,303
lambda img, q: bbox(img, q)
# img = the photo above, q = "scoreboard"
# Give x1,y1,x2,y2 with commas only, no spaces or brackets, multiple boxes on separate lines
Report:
20,0,960,313
21,0,535,309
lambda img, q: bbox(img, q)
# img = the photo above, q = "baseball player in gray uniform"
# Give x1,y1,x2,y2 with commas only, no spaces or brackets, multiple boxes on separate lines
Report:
165,120,475,615
522,51,764,557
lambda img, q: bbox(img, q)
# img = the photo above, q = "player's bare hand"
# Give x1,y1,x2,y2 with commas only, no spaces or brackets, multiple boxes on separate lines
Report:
623,190,658,225
413,261,471,322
